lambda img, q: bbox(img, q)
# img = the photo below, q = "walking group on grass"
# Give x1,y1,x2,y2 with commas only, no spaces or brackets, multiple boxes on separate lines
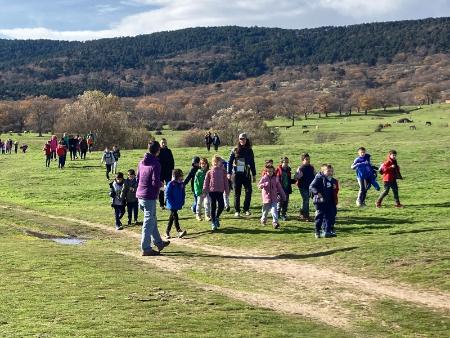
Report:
1,138,23,154
105,132,404,256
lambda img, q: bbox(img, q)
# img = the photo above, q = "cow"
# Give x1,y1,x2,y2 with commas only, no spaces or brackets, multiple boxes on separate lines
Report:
302,125,308,129
409,125,417,130
383,123,392,128
425,121,432,126
303,130,309,134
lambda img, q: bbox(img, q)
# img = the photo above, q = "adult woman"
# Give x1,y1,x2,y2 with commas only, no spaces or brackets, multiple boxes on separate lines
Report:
227,133,256,217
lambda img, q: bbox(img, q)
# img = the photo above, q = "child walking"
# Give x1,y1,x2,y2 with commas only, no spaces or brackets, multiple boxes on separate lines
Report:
109,172,126,230
183,156,201,213
101,146,116,180
194,158,211,221
122,169,139,225
376,150,403,208
56,141,67,169
276,157,295,221
296,153,316,221
203,155,230,230
351,147,380,207
165,169,187,238
43,141,52,167
309,164,339,238
112,145,121,174
258,164,286,229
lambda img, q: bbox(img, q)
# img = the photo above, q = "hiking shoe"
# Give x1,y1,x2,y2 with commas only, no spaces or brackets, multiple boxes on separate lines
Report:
234,212,241,218
395,203,404,208
323,232,333,238
127,220,132,226
178,230,187,238
245,211,251,216
260,219,267,225
211,223,217,231
142,249,160,256
196,215,202,221
156,240,170,252
205,216,211,222
116,225,124,231
165,233,171,239
272,222,280,229
375,201,382,208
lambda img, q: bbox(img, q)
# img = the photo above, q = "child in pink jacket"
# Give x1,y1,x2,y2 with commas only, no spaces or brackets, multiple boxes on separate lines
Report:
203,155,230,230
258,164,286,229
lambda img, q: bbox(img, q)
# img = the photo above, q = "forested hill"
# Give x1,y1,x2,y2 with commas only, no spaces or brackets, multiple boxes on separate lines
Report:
0,17,449,99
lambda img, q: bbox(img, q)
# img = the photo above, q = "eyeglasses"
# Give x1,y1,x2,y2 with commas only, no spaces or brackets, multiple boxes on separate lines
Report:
239,138,245,140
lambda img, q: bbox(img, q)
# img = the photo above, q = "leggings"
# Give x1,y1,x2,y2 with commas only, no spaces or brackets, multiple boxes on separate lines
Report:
209,192,224,223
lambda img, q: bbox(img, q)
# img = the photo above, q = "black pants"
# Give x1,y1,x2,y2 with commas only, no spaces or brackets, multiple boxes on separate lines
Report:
70,148,77,160
214,145,219,151
314,203,336,234
159,177,171,207
166,209,181,234
209,191,224,223
106,164,112,179
80,150,87,159
45,154,51,167
378,181,400,203
113,205,125,227
58,155,66,168
278,194,290,217
234,173,252,213
206,144,211,152
127,201,139,223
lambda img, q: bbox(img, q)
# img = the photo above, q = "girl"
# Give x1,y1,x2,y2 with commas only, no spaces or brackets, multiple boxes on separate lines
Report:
276,157,295,221
258,164,286,229
194,158,211,221
203,155,230,230
376,150,403,208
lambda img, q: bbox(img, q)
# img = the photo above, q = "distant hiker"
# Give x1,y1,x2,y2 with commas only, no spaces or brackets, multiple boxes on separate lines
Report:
258,163,286,229
204,132,213,152
227,133,256,218
275,156,295,221
43,141,52,168
0,140,4,154
79,137,88,160
14,141,18,154
212,132,221,151
351,147,380,207
136,141,170,256
310,164,339,238
5,139,11,154
295,153,316,221
109,172,126,230
194,157,211,221
203,155,229,231
101,146,116,180
376,150,403,208
87,133,94,153
122,169,139,226
165,169,187,239
222,159,232,212
183,156,201,213
50,135,58,160
68,135,78,160
76,135,82,157
157,138,174,209
56,140,67,169
112,145,121,174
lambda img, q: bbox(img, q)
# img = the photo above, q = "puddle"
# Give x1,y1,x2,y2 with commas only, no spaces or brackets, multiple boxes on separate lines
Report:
25,230,86,245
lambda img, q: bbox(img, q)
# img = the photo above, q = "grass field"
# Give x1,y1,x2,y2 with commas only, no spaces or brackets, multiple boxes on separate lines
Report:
0,104,449,337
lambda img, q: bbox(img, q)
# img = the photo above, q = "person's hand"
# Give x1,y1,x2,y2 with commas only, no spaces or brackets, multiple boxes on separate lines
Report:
227,174,232,180
391,165,396,168
252,176,256,183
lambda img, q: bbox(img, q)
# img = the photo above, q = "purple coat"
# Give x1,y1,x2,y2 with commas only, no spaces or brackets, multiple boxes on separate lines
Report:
136,153,161,200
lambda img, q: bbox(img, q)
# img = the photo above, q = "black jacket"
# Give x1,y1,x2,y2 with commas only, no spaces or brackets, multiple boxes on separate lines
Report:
158,147,175,181
228,146,256,177
309,173,337,205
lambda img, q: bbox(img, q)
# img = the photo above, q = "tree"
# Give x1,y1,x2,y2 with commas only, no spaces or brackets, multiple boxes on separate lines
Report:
25,95,55,136
358,91,377,115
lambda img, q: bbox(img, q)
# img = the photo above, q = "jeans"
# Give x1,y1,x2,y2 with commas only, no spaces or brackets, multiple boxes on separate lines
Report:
234,173,252,213
209,192,224,223
112,161,118,174
113,205,125,228
299,187,310,217
314,203,337,234
261,202,278,223
357,178,368,205
45,154,51,167
378,181,400,203
277,194,290,217
166,209,181,234
127,201,139,223
105,164,112,179
70,148,77,160
139,199,163,252
58,155,66,169
196,194,211,218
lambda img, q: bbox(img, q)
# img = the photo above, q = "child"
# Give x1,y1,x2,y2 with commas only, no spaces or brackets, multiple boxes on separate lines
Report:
112,145,121,174
203,155,230,230
101,146,116,180
351,147,380,207
276,157,295,221
56,141,67,169
165,169,187,239
222,159,233,212
109,172,126,230
295,153,316,221
194,158,211,221
122,169,139,225
376,150,403,208
258,164,286,229
50,135,58,160
183,156,201,213
309,164,339,238
43,141,51,168
14,141,19,154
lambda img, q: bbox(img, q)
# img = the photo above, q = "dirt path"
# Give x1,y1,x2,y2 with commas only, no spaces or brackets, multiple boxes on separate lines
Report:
3,204,450,329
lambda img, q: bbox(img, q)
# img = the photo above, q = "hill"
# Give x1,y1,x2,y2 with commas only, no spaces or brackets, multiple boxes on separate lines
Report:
0,17,449,99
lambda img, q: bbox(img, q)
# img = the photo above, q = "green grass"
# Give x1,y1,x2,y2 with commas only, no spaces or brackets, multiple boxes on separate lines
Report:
0,104,449,336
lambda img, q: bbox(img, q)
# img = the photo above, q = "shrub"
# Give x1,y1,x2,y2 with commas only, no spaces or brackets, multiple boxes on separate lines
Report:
169,120,194,131
178,129,206,147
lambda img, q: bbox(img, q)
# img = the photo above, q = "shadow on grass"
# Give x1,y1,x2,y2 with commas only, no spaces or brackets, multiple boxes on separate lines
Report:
389,228,448,236
338,216,416,226
164,246,358,260
404,201,450,209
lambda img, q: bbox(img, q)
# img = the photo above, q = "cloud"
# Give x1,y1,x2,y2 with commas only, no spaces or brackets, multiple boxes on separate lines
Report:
0,0,448,41
96,4,121,14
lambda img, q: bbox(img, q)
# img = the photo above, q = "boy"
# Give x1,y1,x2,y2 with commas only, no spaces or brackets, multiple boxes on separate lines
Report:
112,145,121,174
122,169,139,225
101,146,116,180
109,172,126,230
276,157,295,221
183,156,201,213
309,164,339,238
376,150,403,208
351,147,380,207
296,153,316,221
165,169,187,238
43,141,52,168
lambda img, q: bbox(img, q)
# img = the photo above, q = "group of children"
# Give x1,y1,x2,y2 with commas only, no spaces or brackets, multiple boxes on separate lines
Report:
107,146,403,239
0,138,22,154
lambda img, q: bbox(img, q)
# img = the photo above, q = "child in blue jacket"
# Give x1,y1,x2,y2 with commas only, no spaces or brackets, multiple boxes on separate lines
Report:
165,169,187,239
351,147,380,207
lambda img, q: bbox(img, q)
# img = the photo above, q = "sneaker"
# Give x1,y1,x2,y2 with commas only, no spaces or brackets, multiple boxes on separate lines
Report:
234,212,241,218
226,206,230,212
323,232,333,238
356,200,361,207
215,219,220,228
205,216,211,222
375,201,381,208
330,231,337,237
165,233,171,239
260,219,267,225
395,203,404,208
314,232,321,239
211,223,217,231
178,230,187,238
127,220,132,226
156,240,170,252
116,225,124,231
245,211,251,216
196,215,202,221
272,222,280,229
280,215,287,221
142,249,160,256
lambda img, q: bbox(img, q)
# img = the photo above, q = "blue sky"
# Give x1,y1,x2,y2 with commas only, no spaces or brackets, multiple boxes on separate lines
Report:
0,0,449,41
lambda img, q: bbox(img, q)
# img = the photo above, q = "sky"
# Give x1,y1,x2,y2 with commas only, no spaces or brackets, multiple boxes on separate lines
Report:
0,0,449,41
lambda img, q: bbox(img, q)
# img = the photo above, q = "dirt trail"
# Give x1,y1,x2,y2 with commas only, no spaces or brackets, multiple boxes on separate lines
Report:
4,204,450,328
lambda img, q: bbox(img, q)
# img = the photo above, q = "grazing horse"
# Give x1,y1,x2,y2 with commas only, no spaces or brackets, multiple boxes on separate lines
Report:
303,130,310,134
409,125,417,130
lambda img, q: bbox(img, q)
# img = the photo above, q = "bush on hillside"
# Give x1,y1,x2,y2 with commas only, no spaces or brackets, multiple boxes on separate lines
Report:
178,129,206,147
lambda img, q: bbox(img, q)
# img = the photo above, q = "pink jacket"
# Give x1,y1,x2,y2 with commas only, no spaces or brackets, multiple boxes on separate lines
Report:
50,137,58,151
203,166,230,194
258,174,286,204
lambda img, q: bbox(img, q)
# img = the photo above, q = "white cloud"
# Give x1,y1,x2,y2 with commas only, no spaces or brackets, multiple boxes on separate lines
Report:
318,0,405,17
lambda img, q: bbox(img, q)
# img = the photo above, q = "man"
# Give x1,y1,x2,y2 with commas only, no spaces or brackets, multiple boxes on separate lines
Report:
157,138,175,209
136,141,170,256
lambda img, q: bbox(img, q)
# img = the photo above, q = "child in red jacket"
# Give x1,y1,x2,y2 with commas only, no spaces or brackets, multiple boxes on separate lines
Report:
43,141,51,168
376,150,403,208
